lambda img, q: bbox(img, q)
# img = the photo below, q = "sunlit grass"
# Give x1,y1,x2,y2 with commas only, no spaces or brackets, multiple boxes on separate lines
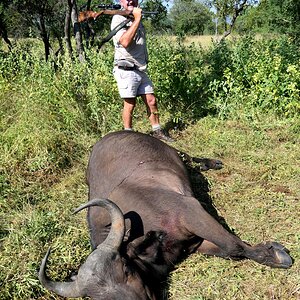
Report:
168,116,300,300
0,37,299,299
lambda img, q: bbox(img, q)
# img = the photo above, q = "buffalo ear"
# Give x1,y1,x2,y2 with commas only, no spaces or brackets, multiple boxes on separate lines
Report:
127,231,171,281
127,231,167,262
138,231,166,253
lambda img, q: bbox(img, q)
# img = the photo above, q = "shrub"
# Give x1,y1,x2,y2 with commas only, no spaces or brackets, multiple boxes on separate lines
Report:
148,36,210,122
207,35,300,118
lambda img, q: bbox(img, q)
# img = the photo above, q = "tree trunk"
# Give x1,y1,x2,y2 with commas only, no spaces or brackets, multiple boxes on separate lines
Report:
65,0,73,59
0,19,12,51
70,0,85,62
38,15,51,61
53,30,64,56
84,0,95,48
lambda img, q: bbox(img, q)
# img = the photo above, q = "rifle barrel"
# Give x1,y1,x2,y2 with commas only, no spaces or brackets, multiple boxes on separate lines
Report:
142,11,159,15
78,9,158,23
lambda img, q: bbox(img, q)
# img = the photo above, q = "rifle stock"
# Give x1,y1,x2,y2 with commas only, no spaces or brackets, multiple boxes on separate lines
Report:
78,10,132,23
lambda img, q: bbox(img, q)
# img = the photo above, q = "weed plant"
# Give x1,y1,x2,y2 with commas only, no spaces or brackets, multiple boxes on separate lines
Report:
0,34,299,299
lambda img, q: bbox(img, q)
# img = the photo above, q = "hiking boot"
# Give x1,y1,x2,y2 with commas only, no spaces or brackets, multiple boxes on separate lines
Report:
152,129,174,142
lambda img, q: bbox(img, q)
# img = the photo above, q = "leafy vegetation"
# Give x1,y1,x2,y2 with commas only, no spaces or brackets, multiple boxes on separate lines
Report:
236,0,300,39
207,36,300,118
168,0,214,35
2,0,300,62
0,35,299,299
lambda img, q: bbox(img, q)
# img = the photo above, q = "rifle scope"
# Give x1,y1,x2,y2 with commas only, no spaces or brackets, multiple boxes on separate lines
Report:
97,4,122,9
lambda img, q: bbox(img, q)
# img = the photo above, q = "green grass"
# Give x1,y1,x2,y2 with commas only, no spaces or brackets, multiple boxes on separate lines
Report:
168,116,300,300
1,113,299,299
0,35,299,299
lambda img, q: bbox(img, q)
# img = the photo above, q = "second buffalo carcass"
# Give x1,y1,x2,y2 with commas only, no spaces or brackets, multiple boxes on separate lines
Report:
39,130,292,299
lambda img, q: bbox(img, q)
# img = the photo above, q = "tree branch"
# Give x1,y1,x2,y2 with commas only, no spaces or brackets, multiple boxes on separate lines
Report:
220,0,248,42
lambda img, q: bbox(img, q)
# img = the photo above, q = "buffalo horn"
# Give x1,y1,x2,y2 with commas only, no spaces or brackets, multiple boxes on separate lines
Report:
39,248,83,297
74,198,125,250
39,198,125,297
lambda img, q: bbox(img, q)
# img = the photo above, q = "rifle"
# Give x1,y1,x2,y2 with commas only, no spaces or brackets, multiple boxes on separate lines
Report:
78,4,158,23
78,3,158,49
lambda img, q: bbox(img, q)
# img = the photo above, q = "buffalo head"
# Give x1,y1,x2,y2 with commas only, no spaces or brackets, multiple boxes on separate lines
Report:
39,199,155,299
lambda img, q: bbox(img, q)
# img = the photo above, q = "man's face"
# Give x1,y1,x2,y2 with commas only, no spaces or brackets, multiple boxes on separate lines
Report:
120,0,138,10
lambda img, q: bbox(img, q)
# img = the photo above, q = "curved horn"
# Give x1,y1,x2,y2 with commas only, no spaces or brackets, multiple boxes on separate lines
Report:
39,248,83,298
74,198,125,250
39,199,125,297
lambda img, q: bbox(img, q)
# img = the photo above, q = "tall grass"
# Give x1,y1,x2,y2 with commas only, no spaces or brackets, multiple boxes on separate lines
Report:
0,35,299,299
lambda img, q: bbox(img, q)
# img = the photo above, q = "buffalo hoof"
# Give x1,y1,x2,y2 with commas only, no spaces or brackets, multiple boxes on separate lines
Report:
193,158,223,171
262,241,293,269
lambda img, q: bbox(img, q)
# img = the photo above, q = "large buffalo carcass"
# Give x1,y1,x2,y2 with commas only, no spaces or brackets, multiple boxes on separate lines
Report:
39,131,292,299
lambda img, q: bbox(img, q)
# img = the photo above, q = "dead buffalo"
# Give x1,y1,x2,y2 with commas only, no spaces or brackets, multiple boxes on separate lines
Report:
39,130,292,299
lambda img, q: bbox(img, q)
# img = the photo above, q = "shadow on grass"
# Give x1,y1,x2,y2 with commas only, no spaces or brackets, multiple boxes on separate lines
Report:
186,161,234,234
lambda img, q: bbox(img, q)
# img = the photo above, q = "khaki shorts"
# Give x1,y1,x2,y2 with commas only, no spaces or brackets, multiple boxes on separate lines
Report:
113,67,154,98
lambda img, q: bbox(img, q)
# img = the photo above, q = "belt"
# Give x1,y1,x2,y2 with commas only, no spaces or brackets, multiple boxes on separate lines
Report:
118,65,136,71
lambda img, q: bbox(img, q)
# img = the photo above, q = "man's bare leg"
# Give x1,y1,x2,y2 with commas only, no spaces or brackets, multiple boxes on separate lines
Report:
123,98,136,130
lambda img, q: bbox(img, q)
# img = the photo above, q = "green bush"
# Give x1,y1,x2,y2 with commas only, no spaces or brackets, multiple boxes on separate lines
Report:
208,35,300,118
148,36,210,123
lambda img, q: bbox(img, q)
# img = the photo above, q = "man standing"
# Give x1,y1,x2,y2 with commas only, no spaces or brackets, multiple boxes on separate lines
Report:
111,0,173,142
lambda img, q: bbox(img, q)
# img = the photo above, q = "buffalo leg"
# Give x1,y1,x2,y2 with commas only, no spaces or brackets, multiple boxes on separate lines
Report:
177,151,223,171
196,240,239,258
183,198,292,268
196,239,292,269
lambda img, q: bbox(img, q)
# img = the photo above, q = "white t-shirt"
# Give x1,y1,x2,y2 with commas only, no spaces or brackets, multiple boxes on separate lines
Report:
111,14,148,69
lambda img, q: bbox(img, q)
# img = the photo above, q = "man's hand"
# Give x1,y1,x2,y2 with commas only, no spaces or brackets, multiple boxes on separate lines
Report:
119,3,142,48
132,7,142,21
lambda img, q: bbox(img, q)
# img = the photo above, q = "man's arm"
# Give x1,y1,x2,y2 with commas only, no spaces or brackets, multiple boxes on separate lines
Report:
119,7,142,48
